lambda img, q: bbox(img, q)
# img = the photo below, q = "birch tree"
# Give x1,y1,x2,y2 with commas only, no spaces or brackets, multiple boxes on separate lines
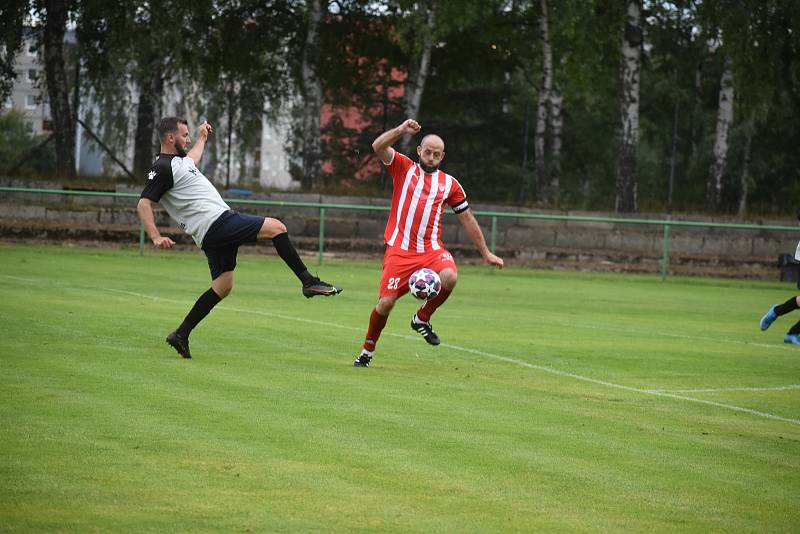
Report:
39,0,75,179
300,0,324,189
615,0,641,212
399,0,435,156
533,0,553,203
706,53,733,211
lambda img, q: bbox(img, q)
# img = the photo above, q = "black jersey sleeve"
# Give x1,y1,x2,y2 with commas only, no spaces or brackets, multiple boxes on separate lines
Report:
140,157,174,202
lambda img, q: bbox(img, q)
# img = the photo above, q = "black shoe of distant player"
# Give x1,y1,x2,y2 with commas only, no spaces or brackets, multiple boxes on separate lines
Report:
166,331,192,359
302,277,342,298
353,351,372,367
411,317,441,346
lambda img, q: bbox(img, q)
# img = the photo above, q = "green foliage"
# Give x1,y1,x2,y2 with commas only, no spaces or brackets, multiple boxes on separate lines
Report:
0,0,28,101
11,0,794,213
0,110,56,175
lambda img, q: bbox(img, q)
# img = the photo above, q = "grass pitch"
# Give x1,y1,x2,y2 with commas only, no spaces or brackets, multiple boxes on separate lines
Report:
1,243,798,532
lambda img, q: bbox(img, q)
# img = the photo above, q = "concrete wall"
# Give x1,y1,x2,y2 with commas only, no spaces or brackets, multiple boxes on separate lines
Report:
1,178,797,276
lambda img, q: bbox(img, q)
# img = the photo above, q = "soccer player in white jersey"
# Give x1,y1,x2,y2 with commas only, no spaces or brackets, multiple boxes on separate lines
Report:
354,119,504,367
137,117,341,359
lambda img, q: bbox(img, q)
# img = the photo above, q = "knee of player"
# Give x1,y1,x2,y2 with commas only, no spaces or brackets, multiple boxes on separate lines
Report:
272,219,287,235
440,270,458,290
214,281,233,298
376,296,396,315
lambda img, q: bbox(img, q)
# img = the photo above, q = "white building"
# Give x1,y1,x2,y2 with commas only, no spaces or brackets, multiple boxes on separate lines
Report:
4,34,50,136
3,30,299,190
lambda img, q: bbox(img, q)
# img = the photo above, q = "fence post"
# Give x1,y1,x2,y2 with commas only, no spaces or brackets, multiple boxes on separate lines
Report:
490,216,497,254
139,222,145,257
318,207,325,265
661,223,670,280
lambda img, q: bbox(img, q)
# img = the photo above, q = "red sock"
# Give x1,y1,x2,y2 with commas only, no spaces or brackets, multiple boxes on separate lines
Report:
363,308,388,352
416,287,452,323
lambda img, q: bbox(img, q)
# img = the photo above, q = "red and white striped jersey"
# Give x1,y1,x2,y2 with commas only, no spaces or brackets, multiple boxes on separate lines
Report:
382,149,469,252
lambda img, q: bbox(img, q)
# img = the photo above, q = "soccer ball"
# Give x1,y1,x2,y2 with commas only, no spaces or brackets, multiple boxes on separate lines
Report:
408,268,441,300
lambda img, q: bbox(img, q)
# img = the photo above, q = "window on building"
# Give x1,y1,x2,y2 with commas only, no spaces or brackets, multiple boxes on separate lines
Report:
27,69,38,83
27,43,38,56
25,94,37,109
3,97,12,109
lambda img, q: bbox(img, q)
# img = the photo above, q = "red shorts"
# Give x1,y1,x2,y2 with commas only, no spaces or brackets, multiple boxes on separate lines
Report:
378,246,457,298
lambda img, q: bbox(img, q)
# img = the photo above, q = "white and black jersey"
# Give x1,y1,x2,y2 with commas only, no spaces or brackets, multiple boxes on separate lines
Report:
140,154,230,246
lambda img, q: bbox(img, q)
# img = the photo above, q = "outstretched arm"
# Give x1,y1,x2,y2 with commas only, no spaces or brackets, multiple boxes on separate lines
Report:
456,210,504,268
187,121,213,165
372,118,421,164
137,198,175,249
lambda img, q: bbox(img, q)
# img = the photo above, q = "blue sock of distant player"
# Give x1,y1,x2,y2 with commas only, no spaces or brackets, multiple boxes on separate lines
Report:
177,288,222,338
272,232,316,286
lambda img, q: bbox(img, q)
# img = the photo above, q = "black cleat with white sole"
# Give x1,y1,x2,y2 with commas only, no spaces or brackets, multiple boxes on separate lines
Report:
411,317,440,345
166,330,192,359
302,278,343,298
354,352,372,367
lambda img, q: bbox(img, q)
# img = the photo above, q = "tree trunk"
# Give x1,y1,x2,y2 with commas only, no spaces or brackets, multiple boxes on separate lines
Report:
300,0,324,190
533,0,553,203
706,54,734,211
133,67,163,177
667,98,679,214
42,0,75,179
737,118,753,216
615,0,642,213
518,99,531,204
549,84,563,205
400,3,435,156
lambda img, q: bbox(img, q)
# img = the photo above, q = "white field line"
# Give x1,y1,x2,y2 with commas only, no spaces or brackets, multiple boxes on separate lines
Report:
556,321,796,352
5,275,800,426
650,385,800,393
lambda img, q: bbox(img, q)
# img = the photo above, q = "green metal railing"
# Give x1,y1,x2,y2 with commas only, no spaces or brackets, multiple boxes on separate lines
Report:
1,186,797,280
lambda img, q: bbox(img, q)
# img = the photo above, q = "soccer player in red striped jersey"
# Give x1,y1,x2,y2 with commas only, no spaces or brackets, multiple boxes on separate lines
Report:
354,119,504,367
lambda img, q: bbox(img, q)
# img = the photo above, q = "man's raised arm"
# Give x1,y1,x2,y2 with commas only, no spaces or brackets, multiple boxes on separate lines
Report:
187,121,213,165
372,119,421,164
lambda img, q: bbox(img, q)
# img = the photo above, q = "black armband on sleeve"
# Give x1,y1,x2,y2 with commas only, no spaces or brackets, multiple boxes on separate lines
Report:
452,200,470,214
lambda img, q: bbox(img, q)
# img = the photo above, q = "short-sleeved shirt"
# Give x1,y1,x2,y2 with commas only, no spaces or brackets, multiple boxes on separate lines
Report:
382,149,469,253
140,153,230,246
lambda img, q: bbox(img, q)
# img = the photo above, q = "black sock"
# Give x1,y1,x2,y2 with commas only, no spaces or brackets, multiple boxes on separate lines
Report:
177,288,222,338
775,296,799,316
789,320,800,335
272,232,315,285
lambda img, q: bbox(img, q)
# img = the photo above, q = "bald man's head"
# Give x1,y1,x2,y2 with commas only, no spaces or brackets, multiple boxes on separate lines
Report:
417,134,445,173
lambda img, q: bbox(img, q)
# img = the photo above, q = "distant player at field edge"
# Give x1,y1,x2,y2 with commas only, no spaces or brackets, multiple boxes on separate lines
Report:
137,117,341,359
760,212,800,345
354,119,504,368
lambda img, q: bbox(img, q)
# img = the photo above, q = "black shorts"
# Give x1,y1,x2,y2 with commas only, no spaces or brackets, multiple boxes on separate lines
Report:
202,210,265,280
